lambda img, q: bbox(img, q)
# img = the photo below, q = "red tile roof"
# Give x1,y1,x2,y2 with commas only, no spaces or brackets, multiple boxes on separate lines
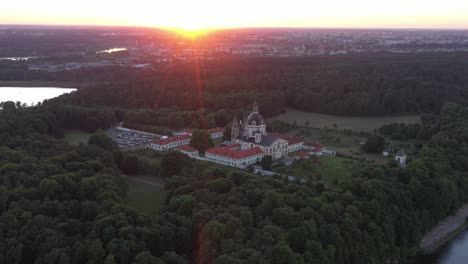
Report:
311,148,323,153
270,133,303,145
206,144,263,160
314,143,325,149
153,135,191,145
295,151,309,158
208,127,224,134
176,145,198,153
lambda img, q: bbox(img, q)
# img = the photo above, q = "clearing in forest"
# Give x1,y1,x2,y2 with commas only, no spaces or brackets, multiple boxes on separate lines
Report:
64,129,92,145
124,175,166,217
269,108,421,132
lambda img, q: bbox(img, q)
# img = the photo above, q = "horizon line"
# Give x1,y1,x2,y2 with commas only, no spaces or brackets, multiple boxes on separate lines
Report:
1,23,468,31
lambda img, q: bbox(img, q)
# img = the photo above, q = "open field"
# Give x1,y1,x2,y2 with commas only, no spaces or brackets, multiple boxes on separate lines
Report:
64,129,92,145
273,155,359,184
269,108,421,132
124,175,166,217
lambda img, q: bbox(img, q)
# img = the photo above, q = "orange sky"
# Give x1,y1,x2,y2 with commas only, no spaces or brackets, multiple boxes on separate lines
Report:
2,0,468,30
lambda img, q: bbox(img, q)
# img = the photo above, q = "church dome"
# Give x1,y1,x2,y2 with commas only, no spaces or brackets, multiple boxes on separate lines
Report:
246,101,264,126
246,112,264,126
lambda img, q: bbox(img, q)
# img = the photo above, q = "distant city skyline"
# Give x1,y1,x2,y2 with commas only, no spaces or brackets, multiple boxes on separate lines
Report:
2,0,468,30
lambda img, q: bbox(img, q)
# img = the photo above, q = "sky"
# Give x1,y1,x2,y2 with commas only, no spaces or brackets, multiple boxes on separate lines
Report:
1,0,468,30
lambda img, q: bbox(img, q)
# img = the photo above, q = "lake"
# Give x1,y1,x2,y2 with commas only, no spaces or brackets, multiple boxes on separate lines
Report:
414,229,468,264
98,48,127,53
0,87,76,106
0,56,38,61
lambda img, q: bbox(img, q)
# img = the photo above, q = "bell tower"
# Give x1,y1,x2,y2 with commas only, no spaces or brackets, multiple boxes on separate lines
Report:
252,100,259,113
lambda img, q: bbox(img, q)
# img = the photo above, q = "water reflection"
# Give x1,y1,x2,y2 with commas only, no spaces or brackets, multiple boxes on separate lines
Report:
414,229,468,264
0,87,76,106
98,48,127,53
0,56,37,61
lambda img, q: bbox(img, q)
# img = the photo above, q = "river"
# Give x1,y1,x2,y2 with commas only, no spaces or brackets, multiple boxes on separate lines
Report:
0,87,76,106
413,228,468,264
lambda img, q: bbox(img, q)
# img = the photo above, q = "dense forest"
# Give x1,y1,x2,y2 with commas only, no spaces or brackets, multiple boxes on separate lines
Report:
1,98,467,263
28,52,468,116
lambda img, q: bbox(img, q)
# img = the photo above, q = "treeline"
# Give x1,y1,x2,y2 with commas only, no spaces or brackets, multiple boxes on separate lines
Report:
122,108,232,131
39,98,233,135
378,115,439,141
51,52,468,116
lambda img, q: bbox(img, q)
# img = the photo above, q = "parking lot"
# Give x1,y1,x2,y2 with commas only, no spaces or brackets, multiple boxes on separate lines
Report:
108,127,159,150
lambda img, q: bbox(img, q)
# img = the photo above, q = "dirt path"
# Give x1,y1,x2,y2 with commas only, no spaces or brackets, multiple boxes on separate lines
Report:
420,203,468,253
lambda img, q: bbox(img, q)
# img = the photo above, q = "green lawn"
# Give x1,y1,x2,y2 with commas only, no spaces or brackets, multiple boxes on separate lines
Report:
269,108,421,132
64,129,92,145
273,155,359,184
125,176,166,217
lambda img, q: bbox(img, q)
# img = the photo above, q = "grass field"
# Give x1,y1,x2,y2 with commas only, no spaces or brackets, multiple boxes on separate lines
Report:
273,155,359,184
124,175,166,217
269,108,421,132
64,129,92,145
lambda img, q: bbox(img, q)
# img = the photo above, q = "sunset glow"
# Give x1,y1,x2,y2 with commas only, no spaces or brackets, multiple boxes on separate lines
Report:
1,0,468,30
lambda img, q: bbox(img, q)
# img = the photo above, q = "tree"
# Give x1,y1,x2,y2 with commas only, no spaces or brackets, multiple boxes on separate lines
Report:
87,240,106,264
261,155,273,170
122,155,139,175
160,150,190,178
88,130,116,151
190,129,214,153
0,186,8,213
271,242,296,264
133,251,163,264
363,135,385,153
223,125,232,141
215,109,231,127
1,101,16,112
161,252,187,264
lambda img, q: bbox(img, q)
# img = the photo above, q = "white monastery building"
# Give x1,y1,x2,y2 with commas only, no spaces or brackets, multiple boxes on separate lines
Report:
148,134,191,151
205,144,264,168
146,102,338,169
208,127,224,139
176,145,199,158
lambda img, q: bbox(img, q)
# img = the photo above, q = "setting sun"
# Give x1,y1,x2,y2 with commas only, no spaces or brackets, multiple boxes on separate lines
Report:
167,27,216,38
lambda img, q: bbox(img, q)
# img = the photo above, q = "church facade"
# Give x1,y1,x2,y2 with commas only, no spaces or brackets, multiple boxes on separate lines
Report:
231,101,302,160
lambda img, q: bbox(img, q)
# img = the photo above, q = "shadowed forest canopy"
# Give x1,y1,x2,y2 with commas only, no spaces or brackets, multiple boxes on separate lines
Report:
50,52,468,116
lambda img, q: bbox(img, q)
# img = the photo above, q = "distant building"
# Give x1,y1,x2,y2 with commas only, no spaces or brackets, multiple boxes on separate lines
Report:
304,143,335,156
270,133,304,152
395,148,407,167
148,128,225,151
176,145,199,158
205,144,264,168
294,151,310,159
322,149,336,156
148,135,191,151
208,127,224,139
